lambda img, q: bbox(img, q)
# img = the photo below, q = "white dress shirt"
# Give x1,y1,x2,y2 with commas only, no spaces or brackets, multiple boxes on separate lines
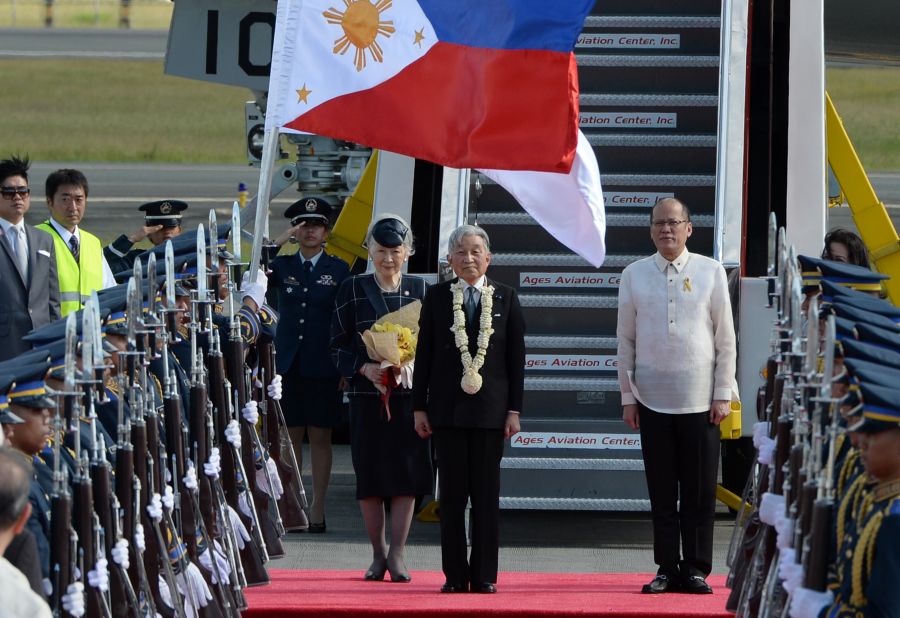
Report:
459,274,486,305
47,219,117,289
0,556,52,618
616,248,737,414
299,250,323,268
0,217,27,252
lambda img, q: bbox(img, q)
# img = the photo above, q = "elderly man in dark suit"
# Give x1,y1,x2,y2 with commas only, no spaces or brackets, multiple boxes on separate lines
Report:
0,156,60,362
413,224,526,594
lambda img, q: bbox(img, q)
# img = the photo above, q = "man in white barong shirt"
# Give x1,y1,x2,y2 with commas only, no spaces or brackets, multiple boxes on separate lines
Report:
616,197,737,595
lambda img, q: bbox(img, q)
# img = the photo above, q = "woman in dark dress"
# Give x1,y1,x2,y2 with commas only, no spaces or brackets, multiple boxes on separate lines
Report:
330,215,431,583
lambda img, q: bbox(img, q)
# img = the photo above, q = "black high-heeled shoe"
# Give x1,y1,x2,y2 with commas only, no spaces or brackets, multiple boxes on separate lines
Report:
387,557,411,583
364,557,387,581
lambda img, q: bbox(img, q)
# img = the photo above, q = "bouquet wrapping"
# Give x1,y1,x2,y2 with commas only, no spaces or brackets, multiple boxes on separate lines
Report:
361,301,421,419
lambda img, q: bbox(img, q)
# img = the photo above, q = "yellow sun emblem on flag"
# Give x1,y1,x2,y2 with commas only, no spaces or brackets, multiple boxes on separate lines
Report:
324,0,396,72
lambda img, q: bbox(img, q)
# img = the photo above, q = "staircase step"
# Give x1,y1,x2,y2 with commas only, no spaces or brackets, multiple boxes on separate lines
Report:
592,0,722,17
578,55,719,93
499,496,650,511
494,253,641,268
525,375,620,391
474,219,713,255
525,335,618,350
477,212,715,228
502,457,643,471
586,133,717,147
579,16,721,56
580,94,718,133
581,93,718,106
520,295,617,335
584,15,720,28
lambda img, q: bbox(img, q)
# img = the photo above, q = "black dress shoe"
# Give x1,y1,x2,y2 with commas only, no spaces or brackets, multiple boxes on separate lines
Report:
307,520,326,534
641,573,680,594
440,582,468,593
472,583,497,594
364,557,387,581
681,574,713,594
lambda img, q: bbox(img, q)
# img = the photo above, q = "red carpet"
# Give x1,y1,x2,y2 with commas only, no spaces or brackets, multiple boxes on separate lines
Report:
245,570,731,617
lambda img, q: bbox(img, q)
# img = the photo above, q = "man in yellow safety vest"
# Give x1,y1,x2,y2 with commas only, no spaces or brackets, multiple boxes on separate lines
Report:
36,168,117,317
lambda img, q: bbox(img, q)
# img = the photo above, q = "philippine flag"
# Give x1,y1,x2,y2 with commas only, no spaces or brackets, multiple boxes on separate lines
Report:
266,0,595,173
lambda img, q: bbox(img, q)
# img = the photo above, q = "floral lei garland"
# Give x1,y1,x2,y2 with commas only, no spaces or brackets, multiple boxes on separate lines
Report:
450,281,495,394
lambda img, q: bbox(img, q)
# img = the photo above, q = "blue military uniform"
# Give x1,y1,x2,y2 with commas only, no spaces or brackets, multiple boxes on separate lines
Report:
268,197,350,428
818,382,900,618
104,199,187,275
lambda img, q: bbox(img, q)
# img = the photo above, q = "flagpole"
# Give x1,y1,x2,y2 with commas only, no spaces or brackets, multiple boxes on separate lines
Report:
248,126,279,284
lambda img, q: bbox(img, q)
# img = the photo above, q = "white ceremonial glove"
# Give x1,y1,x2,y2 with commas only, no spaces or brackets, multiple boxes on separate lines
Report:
238,491,253,519
267,375,283,401
147,493,164,522
162,485,175,512
225,420,242,448
62,581,86,617
753,422,771,448
759,492,785,526
88,557,110,592
42,578,52,597
257,456,284,500
242,400,259,425
227,505,251,550
240,269,268,310
758,437,776,465
776,514,795,550
789,587,834,618
204,448,221,480
134,523,146,552
399,362,414,389
178,562,214,613
112,538,130,570
778,548,805,594
199,540,232,584
183,463,198,492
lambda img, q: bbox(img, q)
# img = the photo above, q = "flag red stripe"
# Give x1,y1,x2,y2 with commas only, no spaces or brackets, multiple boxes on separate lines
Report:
285,42,578,173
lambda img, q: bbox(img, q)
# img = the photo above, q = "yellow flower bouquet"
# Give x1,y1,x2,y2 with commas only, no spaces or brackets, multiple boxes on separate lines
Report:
361,301,422,418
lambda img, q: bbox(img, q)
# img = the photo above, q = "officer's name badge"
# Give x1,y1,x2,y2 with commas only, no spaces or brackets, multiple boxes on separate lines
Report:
683,277,692,292
316,274,335,286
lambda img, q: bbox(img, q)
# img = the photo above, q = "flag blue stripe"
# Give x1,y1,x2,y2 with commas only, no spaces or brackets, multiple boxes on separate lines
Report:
417,0,594,53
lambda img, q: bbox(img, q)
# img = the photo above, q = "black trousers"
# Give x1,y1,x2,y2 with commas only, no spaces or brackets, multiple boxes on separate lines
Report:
638,404,720,577
433,427,504,587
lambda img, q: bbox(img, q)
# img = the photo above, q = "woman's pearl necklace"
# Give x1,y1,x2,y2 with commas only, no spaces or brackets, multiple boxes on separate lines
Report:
375,274,401,293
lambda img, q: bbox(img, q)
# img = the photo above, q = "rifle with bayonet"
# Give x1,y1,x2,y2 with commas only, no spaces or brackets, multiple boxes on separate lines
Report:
201,218,270,586
49,313,79,616
223,209,285,556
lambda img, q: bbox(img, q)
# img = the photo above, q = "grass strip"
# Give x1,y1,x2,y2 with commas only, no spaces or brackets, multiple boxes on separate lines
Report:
0,58,248,164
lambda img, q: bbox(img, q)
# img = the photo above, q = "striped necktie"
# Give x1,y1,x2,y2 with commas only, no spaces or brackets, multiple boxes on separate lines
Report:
69,234,80,263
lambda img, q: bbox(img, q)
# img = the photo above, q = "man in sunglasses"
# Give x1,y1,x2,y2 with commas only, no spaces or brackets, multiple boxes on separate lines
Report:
0,156,60,362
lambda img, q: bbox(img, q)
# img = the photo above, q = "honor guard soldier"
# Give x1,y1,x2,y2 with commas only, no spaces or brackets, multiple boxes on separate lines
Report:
268,197,350,531
104,199,187,275
3,362,57,584
790,381,900,618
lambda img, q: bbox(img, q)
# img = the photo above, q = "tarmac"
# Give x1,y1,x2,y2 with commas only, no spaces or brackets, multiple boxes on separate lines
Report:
274,443,737,577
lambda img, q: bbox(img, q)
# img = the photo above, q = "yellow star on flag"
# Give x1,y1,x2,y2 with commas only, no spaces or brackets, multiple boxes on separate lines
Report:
296,83,312,104
413,27,425,47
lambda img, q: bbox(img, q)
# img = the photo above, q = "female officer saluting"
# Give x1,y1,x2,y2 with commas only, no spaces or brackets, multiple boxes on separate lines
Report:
269,197,350,532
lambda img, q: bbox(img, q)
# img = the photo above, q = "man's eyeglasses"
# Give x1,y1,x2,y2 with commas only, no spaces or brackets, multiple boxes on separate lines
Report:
651,219,688,229
0,186,30,200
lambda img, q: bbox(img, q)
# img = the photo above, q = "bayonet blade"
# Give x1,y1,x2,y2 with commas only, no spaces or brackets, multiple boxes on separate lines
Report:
209,210,219,273
767,212,777,278
231,201,242,264
197,224,208,298
81,296,94,378
165,240,176,310
91,291,103,368
64,312,77,391
147,253,158,318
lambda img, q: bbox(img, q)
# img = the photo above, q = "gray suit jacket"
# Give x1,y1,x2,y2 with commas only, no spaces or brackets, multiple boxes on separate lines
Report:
0,224,60,361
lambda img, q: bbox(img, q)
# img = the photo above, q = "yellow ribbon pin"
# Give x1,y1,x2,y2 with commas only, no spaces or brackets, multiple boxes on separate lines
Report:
683,277,692,292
